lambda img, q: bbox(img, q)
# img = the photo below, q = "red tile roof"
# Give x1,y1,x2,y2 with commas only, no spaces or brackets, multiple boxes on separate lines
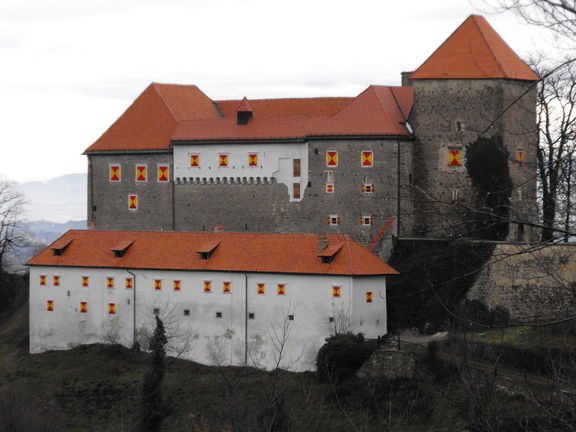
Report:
216,97,352,118
85,84,220,153
412,15,540,81
27,230,398,276
84,15,532,152
172,86,412,141
85,85,411,152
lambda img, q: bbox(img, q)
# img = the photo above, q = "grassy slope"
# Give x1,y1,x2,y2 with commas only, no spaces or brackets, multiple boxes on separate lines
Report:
0,300,569,431
0,303,399,432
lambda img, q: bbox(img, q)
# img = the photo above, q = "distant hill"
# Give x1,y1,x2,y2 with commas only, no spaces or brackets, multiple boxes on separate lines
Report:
25,219,87,245
17,173,86,223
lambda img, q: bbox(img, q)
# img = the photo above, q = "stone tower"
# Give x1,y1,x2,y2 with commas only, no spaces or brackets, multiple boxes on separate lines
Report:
408,15,540,241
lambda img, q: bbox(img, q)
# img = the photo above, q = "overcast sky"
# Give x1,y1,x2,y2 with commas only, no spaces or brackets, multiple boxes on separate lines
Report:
0,0,558,183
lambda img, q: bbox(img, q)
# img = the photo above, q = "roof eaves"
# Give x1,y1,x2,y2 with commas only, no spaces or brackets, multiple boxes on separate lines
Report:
83,149,173,156
171,138,307,145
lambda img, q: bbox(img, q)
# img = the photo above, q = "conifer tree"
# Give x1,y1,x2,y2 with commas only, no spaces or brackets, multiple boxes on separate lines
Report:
138,315,168,432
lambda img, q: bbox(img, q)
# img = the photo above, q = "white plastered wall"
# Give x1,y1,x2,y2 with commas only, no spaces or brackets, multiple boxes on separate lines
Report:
173,143,309,202
350,276,388,338
29,266,387,371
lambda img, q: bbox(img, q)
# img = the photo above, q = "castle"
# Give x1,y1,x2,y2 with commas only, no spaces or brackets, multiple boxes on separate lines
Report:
27,15,542,370
84,15,540,254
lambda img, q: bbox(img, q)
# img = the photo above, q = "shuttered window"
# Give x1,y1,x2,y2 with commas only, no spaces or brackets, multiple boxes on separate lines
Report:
293,183,301,199
293,159,301,177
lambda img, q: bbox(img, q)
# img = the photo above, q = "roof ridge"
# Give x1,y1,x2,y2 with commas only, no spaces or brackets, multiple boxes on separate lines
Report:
329,86,373,118
411,17,469,77
215,96,353,103
151,83,178,121
388,87,408,123
472,16,507,78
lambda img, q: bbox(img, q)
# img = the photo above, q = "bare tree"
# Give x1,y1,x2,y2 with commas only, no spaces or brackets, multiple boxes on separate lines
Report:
0,177,26,272
534,59,576,241
486,0,576,40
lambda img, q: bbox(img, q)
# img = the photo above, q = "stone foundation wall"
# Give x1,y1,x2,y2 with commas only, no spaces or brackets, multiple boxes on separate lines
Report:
467,243,576,321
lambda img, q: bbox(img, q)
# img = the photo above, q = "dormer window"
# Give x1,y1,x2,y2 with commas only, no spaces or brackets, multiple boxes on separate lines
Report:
318,244,342,264
196,241,220,260
51,239,73,256
111,240,133,258
236,97,254,125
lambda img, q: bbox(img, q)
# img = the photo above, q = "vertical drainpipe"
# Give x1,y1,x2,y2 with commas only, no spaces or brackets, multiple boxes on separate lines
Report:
171,162,176,231
396,141,401,237
88,157,94,224
126,269,136,348
244,272,248,366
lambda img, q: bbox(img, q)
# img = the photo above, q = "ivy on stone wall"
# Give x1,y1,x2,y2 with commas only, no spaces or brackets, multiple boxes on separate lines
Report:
387,239,495,332
465,135,513,241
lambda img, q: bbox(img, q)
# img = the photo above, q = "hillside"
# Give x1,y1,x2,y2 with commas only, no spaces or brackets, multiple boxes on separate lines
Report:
0,290,573,431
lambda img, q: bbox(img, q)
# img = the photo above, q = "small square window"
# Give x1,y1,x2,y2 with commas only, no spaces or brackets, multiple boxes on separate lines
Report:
216,311,223,319
361,183,374,194
329,317,334,323
361,216,373,226
325,183,335,194
184,309,190,316
153,308,160,315
328,215,340,226
249,313,255,319
288,315,294,321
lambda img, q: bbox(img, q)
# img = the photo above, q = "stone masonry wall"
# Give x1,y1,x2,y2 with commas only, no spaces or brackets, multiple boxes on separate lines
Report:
90,139,413,257
174,139,412,246
88,153,174,231
410,79,538,241
467,243,576,321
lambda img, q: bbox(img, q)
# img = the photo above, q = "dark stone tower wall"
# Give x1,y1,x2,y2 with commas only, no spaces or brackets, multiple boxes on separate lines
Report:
410,78,538,241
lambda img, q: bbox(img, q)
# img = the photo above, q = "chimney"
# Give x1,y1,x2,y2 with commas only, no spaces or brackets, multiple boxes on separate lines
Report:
213,224,224,232
401,71,414,86
318,234,328,252
236,97,254,125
